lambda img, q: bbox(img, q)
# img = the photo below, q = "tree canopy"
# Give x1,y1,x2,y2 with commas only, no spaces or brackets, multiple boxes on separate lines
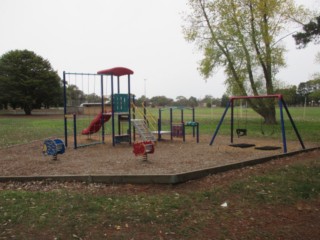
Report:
293,16,320,48
0,50,62,115
183,0,309,123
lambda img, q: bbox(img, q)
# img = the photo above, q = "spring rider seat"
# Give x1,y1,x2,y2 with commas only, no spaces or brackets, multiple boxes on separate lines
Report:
133,141,155,161
42,138,65,160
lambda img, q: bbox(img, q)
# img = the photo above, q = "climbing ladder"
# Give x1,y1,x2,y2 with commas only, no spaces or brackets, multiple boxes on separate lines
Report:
131,119,156,142
132,103,157,132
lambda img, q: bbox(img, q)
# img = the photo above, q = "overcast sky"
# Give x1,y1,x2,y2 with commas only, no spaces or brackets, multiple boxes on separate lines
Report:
1,0,319,100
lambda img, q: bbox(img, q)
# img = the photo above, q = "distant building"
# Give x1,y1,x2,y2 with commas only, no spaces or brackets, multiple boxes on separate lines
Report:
80,101,111,115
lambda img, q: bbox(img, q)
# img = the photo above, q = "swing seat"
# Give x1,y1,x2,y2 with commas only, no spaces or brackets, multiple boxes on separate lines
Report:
255,146,281,151
236,128,247,137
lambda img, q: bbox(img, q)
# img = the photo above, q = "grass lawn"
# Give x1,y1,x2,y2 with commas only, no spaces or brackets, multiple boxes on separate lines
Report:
0,156,319,239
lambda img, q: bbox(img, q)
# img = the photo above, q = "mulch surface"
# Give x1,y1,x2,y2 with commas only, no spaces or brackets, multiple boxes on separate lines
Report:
1,134,316,177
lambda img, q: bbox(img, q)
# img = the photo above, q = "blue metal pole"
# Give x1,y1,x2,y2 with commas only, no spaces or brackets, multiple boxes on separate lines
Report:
158,109,162,141
128,74,131,144
111,75,115,146
133,96,136,142
101,74,105,144
73,114,77,149
210,100,231,145
182,122,185,142
231,99,234,143
181,109,184,123
278,98,287,153
196,122,199,143
281,97,305,149
117,76,120,94
63,71,68,147
170,108,173,140
192,107,195,137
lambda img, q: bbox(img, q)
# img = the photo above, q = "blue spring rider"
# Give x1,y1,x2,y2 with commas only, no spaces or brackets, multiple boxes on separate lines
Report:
42,139,65,160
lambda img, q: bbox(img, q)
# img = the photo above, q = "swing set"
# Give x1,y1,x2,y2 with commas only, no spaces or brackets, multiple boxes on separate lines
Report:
209,94,305,153
234,99,275,138
235,99,248,137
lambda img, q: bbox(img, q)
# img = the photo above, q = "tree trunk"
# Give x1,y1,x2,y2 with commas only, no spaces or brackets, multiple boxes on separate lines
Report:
249,98,276,124
23,104,32,115
261,108,276,124
260,101,276,124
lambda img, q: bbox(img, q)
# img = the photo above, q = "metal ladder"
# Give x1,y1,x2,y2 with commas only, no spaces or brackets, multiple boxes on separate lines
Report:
131,119,156,142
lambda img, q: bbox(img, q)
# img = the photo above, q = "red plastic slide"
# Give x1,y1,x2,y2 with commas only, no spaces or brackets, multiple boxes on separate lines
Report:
81,112,111,135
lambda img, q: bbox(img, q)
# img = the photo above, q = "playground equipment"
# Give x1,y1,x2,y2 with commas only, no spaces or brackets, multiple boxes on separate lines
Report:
62,66,200,154
131,101,158,140
42,138,65,160
81,112,112,135
131,119,156,142
209,94,305,153
63,67,136,148
63,72,106,148
98,67,134,146
133,141,155,161
157,107,199,143
235,99,248,137
130,103,156,160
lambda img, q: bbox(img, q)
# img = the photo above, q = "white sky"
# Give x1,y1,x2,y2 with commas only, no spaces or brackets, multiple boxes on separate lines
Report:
0,0,319,100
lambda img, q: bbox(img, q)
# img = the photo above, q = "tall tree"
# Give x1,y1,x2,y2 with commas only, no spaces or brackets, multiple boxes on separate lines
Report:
66,85,85,107
183,0,308,123
175,96,188,106
188,96,199,107
0,50,62,115
150,96,173,107
135,95,149,107
275,85,298,106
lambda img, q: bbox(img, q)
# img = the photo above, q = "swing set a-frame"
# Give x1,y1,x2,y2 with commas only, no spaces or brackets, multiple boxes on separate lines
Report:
209,94,305,153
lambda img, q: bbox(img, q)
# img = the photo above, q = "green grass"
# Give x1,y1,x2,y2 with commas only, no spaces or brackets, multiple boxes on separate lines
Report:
229,163,320,204
0,190,194,238
0,118,64,147
0,106,319,148
0,160,319,239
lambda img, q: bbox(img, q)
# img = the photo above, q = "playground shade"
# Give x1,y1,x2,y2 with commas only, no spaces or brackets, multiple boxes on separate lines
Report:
97,67,134,76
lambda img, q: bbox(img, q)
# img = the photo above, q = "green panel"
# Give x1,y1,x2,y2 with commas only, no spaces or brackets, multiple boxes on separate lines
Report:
113,94,129,113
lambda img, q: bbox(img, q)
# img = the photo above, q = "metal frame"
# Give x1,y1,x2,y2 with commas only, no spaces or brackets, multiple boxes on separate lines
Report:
63,71,104,149
157,107,197,142
209,94,305,153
